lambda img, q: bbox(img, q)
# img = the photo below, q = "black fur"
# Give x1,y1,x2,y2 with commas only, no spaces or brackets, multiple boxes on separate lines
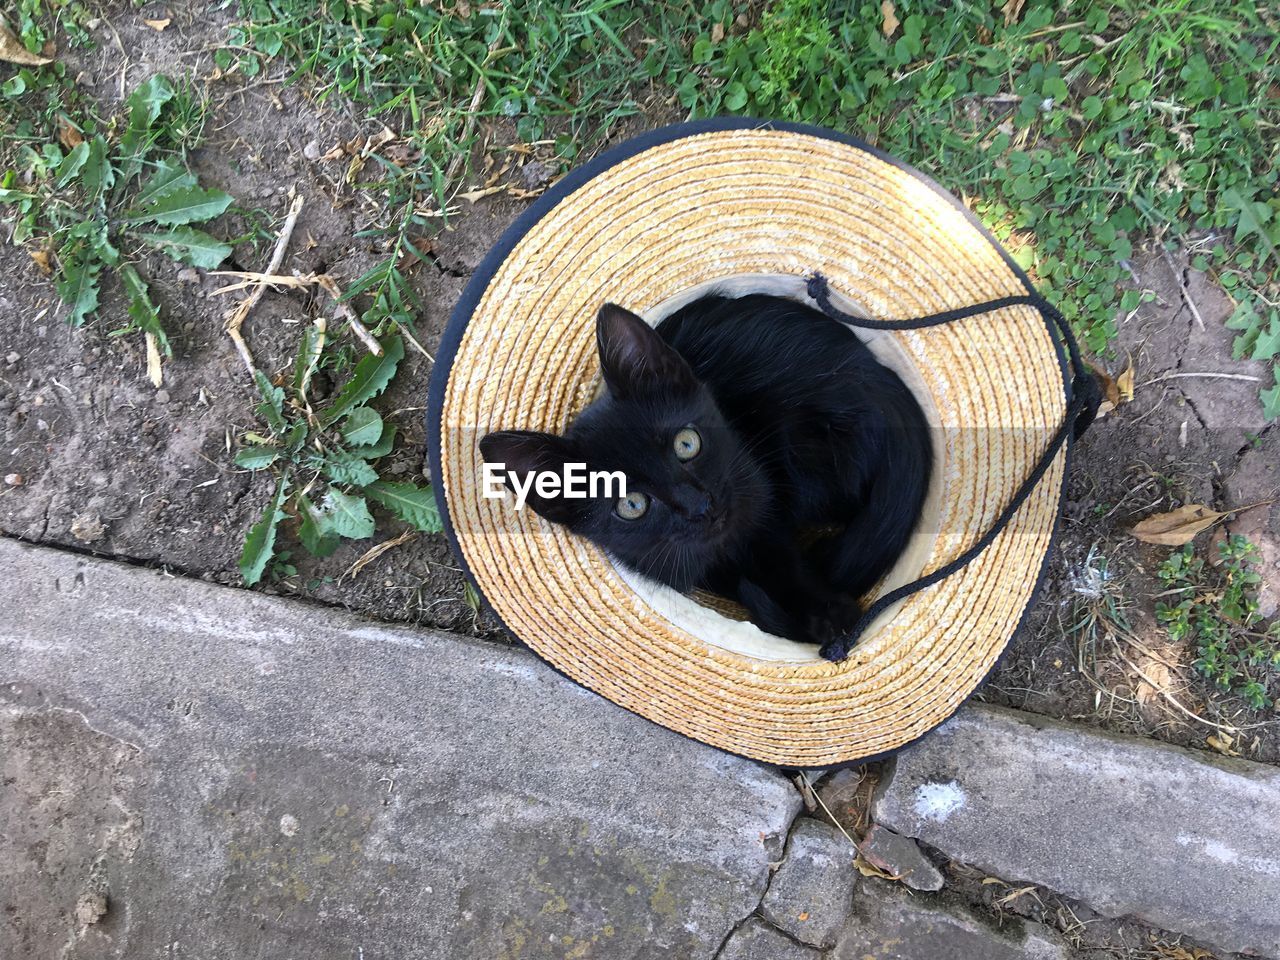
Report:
480,294,932,661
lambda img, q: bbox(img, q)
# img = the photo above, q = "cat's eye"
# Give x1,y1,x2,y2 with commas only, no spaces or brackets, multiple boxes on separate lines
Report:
615,491,650,521
673,426,702,461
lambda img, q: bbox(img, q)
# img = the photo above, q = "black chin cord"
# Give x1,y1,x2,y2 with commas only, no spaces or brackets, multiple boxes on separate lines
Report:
805,273,1101,661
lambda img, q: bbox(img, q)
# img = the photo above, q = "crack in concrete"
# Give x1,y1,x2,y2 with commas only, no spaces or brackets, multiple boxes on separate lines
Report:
711,807,815,959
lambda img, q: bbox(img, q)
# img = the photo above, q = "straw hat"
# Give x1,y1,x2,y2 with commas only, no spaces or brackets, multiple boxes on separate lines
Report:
428,118,1087,768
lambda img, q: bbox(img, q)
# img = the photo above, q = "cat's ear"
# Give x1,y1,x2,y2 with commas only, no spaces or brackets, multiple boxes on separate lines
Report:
596,303,696,399
478,430,583,526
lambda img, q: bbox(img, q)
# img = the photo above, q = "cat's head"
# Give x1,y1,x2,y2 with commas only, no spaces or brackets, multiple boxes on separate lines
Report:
479,303,769,591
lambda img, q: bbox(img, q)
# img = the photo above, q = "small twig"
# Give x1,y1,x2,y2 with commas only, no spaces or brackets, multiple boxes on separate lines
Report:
211,272,316,295
799,772,861,851
344,530,417,580
314,274,382,357
398,324,434,362
1139,371,1262,387
444,33,506,187
1113,646,1280,734
1161,246,1205,330
225,191,304,377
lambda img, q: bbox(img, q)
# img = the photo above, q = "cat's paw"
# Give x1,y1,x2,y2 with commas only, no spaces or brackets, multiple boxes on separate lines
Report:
807,595,861,639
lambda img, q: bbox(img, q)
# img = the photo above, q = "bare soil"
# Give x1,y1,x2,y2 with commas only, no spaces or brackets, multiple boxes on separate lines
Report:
3,5,1277,769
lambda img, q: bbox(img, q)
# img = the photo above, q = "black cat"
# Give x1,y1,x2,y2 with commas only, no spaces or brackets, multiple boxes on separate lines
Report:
479,294,932,661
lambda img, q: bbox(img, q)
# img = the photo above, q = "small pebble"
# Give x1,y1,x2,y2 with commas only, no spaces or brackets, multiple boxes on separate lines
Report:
4,473,23,487
70,513,107,543
176,267,200,284
303,139,321,161
520,160,553,190
155,389,171,404
71,363,87,377
5,352,19,365
74,891,107,927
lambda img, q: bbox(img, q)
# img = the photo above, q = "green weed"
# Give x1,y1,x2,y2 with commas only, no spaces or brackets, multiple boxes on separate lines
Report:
1,73,233,380
1156,535,1280,710
235,323,442,585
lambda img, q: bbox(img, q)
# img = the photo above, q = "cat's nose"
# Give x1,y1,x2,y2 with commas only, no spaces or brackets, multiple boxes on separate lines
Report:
674,487,713,520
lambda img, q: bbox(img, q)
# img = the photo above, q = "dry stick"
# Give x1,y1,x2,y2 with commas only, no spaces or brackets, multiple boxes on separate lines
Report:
225,191,304,376
1114,645,1279,734
344,529,417,581
1139,371,1263,387
314,274,383,357
798,772,861,850
444,36,504,187
1161,246,1206,330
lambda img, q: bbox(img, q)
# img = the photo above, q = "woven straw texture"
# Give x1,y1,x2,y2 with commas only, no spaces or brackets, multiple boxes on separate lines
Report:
435,124,1066,767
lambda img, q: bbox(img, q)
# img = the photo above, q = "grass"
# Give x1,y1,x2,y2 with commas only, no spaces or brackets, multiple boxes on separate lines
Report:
217,0,700,338
675,0,1279,403
1156,535,1280,710
215,0,1280,414
6,1,1279,410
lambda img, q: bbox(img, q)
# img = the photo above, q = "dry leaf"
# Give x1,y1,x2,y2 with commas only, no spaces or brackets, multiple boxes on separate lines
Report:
1116,361,1135,403
0,23,52,65
1089,358,1135,417
367,126,397,153
1206,733,1240,757
880,0,900,37
144,17,171,31
458,184,508,203
145,331,164,388
1131,504,1228,546
855,855,903,881
29,249,53,275
711,22,725,43
319,143,346,162
382,141,422,166
1133,656,1172,707
1001,0,1027,26
57,118,84,150
995,885,1039,906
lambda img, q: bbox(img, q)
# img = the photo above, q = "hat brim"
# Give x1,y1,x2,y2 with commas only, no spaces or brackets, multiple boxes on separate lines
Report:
428,118,1068,768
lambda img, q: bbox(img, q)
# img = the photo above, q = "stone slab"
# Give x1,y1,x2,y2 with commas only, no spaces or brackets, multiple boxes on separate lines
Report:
717,918,821,960
859,824,944,892
833,878,1069,960
0,538,802,960
873,703,1280,959
759,817,857,948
